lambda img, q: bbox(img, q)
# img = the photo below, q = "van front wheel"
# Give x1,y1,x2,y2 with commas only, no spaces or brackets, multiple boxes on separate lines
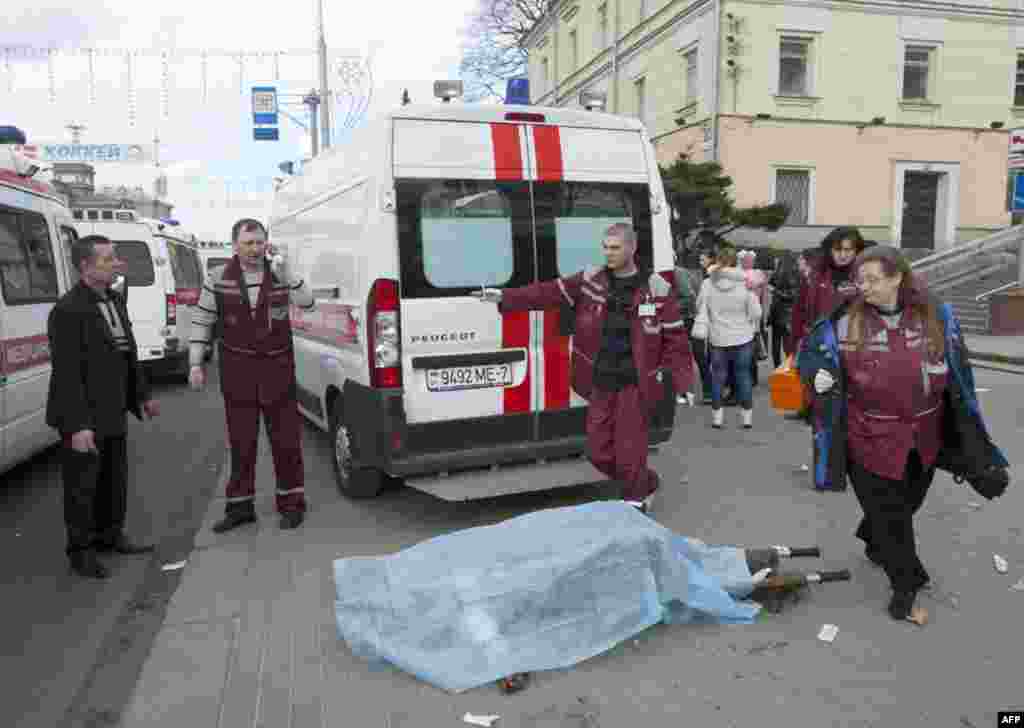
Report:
328,404,385,498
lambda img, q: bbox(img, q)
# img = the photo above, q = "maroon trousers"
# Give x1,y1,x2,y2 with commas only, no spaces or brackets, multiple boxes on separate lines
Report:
224,394,307,515
586,385,658,501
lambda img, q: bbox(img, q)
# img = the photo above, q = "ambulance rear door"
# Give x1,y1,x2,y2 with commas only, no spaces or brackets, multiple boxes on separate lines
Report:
393,117,542,457
526,122,656,442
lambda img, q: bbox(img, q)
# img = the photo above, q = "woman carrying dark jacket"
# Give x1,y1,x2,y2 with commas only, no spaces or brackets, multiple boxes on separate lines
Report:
798,245,1007,621
788,227,866,355
768,251,801,368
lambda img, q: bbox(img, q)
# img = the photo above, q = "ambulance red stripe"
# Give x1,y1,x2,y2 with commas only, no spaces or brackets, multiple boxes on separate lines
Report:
502,312,531,413
533,124,571,409
532,125,563,182
490,123,523,181
543,310,570,410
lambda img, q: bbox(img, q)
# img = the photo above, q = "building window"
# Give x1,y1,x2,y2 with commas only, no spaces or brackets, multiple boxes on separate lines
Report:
779,37,810,96
903,46,931,101
1014,54,1024,107
569,29,578,70
635,76,646,125
775,169,811,225
685,47,699,105
597,3,609,50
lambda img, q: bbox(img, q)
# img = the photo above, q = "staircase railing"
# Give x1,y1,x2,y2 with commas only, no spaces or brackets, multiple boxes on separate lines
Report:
976,281,1023,302
910,225,1024,292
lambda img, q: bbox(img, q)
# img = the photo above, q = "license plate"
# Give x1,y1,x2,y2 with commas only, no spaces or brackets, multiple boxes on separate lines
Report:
426,364,513,392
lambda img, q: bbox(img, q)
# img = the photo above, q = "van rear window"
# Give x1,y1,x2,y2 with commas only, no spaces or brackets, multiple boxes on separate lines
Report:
112,241,155,286
397,180,533,298
165,241,202,288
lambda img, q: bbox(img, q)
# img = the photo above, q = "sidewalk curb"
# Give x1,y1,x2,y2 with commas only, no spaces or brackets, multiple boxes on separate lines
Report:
968,351,1024,366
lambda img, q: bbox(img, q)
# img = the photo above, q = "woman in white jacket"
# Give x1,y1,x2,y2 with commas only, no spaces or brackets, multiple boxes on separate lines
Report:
692,246,763,429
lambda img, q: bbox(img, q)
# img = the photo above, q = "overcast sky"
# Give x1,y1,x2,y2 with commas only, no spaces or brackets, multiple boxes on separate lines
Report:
2,0,479,238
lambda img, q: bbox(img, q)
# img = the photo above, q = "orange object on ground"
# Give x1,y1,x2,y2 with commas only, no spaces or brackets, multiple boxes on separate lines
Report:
769,355,806,412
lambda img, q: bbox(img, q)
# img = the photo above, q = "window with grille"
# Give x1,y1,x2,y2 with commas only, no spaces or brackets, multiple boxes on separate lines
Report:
685,48,699,105
903,46,931,100
635,77,646,125
1015,54,1024,107
775,170,810,225
779,38,810,96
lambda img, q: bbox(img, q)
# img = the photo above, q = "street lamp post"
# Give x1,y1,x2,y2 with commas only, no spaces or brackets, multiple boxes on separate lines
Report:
316,0,331,151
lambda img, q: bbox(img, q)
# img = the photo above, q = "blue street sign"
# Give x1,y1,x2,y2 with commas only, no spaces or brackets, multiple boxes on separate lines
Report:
254,127,279,141
252,86,279,126
1013,173,1024,213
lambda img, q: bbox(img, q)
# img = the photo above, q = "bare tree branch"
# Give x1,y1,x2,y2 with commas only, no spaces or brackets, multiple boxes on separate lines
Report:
459,0,553,102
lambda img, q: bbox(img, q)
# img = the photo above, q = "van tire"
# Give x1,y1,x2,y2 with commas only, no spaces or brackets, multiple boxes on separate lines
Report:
328,403,385,499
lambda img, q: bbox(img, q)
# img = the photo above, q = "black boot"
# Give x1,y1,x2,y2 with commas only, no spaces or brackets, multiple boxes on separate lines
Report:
213,506,257,534
278,511,304,530
888,589,916,620
70,550,109,579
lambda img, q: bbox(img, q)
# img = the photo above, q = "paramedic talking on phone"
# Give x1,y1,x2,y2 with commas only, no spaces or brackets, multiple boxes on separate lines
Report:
473,223,694,514
188,219,316,532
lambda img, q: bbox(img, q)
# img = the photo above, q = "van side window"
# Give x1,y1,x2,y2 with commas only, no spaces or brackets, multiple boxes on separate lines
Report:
533,182,653,280
397,180,533,298
112,241,156,286
0,208,59,305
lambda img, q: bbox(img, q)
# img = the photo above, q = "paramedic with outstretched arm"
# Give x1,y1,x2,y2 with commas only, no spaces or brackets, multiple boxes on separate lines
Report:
473,223,693,513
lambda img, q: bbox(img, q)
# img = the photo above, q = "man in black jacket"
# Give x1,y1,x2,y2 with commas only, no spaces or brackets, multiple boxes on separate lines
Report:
46,235,161,579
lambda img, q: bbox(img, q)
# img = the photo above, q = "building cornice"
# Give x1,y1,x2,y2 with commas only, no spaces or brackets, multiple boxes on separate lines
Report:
737,0,1024,22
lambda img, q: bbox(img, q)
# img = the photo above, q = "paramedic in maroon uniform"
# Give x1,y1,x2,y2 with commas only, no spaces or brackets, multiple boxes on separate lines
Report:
473,223,693,514
189,219,315,531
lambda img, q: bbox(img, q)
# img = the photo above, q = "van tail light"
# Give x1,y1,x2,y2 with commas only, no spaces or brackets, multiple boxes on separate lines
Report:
165,293,177,326
367,278,402,388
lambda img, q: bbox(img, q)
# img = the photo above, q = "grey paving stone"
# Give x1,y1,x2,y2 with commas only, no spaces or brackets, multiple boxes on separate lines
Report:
118,618,235,727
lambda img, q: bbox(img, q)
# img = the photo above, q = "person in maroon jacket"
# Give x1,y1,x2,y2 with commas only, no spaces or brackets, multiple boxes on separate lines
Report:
473,223,694,514
808,246,950,621
787,227,866,355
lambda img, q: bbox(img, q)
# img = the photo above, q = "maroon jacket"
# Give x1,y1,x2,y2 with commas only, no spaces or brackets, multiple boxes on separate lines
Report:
216,257,297,405
788,267,859,354
500,267,694,412
840,307,947,480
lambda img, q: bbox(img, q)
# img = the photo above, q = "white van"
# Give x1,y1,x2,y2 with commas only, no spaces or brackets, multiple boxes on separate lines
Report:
269,102,677,501
72,214,196,379
0,134,76,475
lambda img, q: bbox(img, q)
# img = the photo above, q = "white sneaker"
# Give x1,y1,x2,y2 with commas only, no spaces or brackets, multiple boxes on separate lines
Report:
741,408,753,429
711,408,724,429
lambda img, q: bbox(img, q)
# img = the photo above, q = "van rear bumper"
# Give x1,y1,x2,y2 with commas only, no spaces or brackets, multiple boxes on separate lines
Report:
340,376,676,479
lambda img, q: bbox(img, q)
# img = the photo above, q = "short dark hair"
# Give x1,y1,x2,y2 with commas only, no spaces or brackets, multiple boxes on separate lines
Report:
231,218,267,243
72,235,112,272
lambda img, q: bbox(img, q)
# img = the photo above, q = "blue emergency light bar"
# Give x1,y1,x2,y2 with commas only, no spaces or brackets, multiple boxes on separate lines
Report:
0,126,28,145
159,218,181,226
506,78,530,105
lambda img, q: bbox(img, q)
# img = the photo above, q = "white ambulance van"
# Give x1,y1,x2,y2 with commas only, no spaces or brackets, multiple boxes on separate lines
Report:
71,213,197,379
0,129,77,475
269,99,678,501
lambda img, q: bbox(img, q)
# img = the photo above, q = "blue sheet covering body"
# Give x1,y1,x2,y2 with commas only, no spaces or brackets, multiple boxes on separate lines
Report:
333,501,761,693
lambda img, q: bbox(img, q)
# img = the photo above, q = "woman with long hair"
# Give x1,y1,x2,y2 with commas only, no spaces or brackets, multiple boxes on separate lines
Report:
799,246,975,621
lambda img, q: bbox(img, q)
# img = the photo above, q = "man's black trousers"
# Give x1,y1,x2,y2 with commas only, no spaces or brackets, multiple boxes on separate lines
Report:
61,434,128,555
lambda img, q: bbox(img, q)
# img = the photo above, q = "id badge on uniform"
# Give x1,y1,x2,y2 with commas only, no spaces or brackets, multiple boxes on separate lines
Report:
639,303,656,317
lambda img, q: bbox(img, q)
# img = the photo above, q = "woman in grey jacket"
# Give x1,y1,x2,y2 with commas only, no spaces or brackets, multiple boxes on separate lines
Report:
693,247,763,429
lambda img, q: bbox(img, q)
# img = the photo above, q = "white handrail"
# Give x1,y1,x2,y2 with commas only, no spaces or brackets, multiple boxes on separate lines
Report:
976,281,1022,302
